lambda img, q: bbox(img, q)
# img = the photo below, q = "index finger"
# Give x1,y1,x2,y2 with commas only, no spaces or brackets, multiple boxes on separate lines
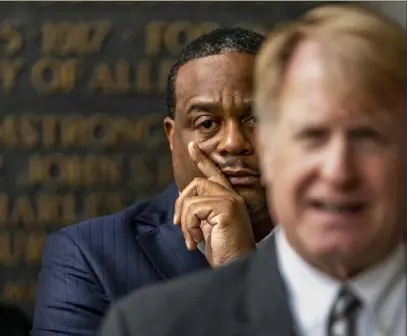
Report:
188,142,232,189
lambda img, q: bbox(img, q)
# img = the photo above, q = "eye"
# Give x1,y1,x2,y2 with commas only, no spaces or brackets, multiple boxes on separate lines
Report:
201,120,214,129
349,128,387,150
195,117,219,132
244,116,257,127
297,128,327,141
350,128,382,141
294,127,328,149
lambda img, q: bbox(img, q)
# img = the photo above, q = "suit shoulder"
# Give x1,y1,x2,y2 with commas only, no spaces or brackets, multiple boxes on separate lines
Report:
59,201,150,239
124,254,250,305
111,257,252,334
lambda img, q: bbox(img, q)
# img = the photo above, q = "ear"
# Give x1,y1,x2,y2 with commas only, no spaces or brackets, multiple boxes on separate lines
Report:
164,117,175,151
255,125,274,185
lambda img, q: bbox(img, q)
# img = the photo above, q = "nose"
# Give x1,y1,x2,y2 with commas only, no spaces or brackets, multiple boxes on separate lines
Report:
217,120,253,156
321,137,357,188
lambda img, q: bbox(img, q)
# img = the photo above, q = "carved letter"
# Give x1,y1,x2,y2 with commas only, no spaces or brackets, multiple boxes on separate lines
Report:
0,25,23,55
0,59,24,92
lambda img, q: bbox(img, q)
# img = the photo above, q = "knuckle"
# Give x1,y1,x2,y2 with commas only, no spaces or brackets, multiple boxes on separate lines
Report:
193,177,205,184
182,198,194,211
214,166,223,177
220,195,241,214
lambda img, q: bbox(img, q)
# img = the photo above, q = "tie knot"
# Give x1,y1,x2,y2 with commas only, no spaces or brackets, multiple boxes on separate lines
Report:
331,286,362,320
327,287,362,336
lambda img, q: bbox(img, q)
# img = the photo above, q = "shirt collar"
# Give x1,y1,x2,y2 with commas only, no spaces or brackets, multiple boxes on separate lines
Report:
350,242,405,311
275,227,406,329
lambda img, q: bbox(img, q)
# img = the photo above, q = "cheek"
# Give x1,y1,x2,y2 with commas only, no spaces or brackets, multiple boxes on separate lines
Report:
172,142,202,178
273,150,316,193
268,152,316,221
364,157,402,205
172,145,189,171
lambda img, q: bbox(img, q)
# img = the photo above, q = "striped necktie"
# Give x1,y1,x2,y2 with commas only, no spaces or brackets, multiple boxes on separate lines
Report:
327,286,362,336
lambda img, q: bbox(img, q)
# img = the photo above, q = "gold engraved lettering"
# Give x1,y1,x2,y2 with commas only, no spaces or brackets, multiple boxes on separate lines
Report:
61,114,123,148
145,21,221,56
27,154,123,187
60,114,86,147
134,58,174,94
0,115,18,148
60,114,163,148
115,60,131,92
0,232,20,266
27,154,67,185
87,63,115,93
87,59,174,95
0,231,44,266
20,114,40,148
0,193,77,228
59,58,82,90
0,114,165,149
2,281,37,301
11,197,36,224
85,114,125,147
0,115,58,149
41,116,58,148
135,59,152,93
25,231,48,266
199,22,222,35
145,21,166,56
133,114,165,147
41,21,111,55
36,193,76,225
31,58,61,93
88,60,131,94
0,25,23,55
31,58,81,93
0,156,3,179
0,59,24,92
0,194,9,228
162,21,199,55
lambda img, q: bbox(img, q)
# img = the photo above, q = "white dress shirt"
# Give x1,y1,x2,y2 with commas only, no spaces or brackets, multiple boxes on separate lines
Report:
275,228,406,336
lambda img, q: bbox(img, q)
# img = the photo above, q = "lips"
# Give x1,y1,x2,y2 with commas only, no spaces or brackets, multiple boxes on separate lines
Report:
309,200,367,214
222,168,260,187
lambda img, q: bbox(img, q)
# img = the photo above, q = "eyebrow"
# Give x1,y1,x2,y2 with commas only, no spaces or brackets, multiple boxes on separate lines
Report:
185,100,253,115
186,102,219,115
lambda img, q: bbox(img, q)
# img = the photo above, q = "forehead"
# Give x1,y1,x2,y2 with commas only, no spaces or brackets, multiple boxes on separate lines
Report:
175,52,255,109
279,41,404,128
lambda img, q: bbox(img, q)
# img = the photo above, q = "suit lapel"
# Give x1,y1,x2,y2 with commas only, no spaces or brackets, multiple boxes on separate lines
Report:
247,235,297,336
135,182,210,279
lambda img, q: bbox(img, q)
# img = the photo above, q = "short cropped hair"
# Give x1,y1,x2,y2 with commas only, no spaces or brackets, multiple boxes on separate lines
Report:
254,4,407,124
166,27,266,118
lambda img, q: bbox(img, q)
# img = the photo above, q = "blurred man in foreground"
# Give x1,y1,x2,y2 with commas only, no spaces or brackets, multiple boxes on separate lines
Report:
33,27,275,335
101,5,407,336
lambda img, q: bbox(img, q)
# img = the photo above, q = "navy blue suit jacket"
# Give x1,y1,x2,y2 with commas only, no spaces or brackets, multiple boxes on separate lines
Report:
33,182,210,336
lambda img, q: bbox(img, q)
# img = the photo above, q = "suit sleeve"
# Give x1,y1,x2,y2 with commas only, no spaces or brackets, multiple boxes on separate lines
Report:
33,231,108,336
100,306,131,336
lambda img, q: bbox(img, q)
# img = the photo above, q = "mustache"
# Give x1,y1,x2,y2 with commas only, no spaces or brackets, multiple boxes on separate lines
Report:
216,159,260,174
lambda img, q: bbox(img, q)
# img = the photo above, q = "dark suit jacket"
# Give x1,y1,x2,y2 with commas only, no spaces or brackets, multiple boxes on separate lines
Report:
33,182,210,336
100,235,297,336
